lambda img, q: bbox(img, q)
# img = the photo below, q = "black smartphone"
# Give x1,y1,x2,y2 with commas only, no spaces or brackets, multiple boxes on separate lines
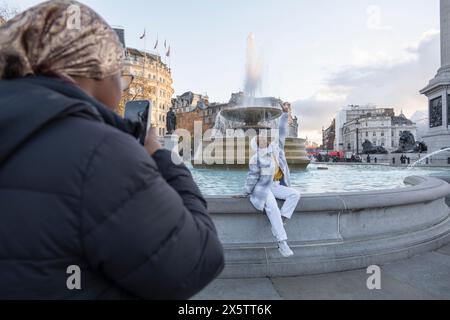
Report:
124,100,151,145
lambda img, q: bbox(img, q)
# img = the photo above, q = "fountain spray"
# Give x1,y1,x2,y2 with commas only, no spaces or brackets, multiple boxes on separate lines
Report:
244,33,263,104
408,148,450,168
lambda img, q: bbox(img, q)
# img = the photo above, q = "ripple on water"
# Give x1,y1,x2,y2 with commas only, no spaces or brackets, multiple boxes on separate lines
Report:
188,164,450,196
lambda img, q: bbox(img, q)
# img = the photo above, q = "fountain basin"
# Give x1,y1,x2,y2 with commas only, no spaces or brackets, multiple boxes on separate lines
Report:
220,106,282,125
207,176,450,278
193,137,310,169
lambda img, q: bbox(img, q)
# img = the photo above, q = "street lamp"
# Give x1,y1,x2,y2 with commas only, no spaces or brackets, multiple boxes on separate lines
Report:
355,119,360,155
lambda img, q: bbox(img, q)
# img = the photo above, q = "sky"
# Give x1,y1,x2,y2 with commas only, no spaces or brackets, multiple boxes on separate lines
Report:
2,0,442,143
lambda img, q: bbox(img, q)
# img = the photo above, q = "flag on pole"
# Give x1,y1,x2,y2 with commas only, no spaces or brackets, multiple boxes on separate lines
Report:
166,45,171,57
140,29,146,39
154,37,158,49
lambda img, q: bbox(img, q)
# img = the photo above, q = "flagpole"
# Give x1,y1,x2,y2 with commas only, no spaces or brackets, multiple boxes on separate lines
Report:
143,28,147,76
154,33,159,54
167,45,171,70
164,39,167,65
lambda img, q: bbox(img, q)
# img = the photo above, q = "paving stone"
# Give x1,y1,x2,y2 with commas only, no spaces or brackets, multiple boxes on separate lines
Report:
383,252,450,300
436,243,450,256
192,278,282,301
193,251,450,300
271,268,434,300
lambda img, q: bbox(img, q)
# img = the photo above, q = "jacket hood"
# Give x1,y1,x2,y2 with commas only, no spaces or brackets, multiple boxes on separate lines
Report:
0,76,141,166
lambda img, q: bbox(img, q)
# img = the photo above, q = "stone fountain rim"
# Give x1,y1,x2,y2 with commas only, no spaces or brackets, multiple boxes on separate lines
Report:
205,175,450,213
208,174,450,278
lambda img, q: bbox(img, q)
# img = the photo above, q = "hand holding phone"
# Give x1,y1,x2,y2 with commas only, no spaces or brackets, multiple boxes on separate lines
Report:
144,127,162,156
124,100,151,145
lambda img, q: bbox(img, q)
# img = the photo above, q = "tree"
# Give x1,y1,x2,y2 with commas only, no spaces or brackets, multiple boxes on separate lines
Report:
118,75,157,116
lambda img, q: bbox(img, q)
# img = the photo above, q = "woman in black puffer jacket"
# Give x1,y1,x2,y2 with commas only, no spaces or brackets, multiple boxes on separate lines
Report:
0,0,224,300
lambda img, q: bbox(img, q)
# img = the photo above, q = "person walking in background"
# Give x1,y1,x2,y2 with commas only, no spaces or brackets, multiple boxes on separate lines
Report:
401,155,406,165
244,102,301,258
0,0,223,300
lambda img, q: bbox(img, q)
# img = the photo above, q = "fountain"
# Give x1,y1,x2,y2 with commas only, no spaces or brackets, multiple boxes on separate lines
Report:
220,106,282,130
194,34,310,169
188,6,450,281
409,147,450,168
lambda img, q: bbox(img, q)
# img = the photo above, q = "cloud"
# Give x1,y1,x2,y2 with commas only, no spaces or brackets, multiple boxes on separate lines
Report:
366,5,392,31
292,29,440,143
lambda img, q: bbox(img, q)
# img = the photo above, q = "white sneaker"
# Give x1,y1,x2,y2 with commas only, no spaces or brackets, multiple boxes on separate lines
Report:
278,241,294,258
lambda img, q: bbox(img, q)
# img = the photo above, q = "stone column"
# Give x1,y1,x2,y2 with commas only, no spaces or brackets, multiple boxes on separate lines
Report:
441,0,450,68
420,0,450,152
164,134,179,155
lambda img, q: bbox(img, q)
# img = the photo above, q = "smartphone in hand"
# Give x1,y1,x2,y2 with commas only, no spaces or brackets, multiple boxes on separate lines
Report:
124,100,152,145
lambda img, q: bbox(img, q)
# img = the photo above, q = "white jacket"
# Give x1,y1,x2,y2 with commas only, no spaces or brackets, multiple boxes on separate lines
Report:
244,112,291,211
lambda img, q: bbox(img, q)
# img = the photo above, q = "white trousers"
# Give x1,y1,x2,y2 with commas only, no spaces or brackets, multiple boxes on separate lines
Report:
264,181,301,242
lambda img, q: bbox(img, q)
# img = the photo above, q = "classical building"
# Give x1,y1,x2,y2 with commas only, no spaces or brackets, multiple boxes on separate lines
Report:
172,92,226,135
172,91,299,137
119,48,174,137
335,105,395,151
322,119,335,151
341,111,417,154
114,28,174,137
420,0,450,152
172,92,210,113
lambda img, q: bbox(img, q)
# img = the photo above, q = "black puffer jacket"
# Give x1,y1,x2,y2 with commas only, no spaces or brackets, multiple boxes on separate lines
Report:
0,76,224,300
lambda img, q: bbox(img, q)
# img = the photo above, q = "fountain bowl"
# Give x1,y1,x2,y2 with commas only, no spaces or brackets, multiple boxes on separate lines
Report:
221,106,283,126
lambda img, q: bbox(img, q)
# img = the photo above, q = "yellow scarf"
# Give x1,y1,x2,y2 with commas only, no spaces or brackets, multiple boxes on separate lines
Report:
272,152,284,182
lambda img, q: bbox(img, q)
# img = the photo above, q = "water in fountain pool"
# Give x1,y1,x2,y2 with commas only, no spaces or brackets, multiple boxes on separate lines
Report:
188,164,450,196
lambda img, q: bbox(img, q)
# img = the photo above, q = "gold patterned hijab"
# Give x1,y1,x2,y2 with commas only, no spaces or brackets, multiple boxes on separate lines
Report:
0,0,124,80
